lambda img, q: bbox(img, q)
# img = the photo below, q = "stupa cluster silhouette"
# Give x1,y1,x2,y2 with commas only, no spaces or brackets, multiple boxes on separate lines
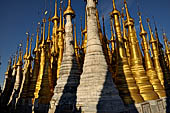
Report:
1,0,170,113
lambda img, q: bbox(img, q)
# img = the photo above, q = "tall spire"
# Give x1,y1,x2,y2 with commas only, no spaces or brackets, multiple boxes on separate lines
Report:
23,33,29,60
41,18,46,47
56,5,64,79
17,45,23,66
124,0,132,23
52,0,59,23
34,23,40,53
139,14,166,98
82,9,87,54
147,18,166,88
124,1,159,101
46,18,52,43
163,32,170,71
27,35,33,60
74,23,79,54
110,0,144,104
13,50,18,69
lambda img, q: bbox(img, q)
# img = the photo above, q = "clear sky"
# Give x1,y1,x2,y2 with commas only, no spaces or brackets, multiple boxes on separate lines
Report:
0,0,170,86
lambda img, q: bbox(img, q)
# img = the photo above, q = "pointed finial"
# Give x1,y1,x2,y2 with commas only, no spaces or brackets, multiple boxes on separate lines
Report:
112,0,116,10
17,43,23,66
47,18,52,43
34,22,40,53
57,4,64,32
63,0,75,18
23,33,29,60
13,49,18,68
52,0,59,23
27,34,33,60
138,12,147,36
147,18,155,41
74,23,78,49
124,0,131,22
41,18,46,46
5,57,12,75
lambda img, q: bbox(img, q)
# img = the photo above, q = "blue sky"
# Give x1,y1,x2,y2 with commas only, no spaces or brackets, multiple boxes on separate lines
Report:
0,0,170,86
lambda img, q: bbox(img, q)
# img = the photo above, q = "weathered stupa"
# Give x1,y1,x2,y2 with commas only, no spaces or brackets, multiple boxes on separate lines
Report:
75,0,125,113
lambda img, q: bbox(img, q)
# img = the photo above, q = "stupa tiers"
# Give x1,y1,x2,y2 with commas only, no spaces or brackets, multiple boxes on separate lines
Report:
1,0,170,113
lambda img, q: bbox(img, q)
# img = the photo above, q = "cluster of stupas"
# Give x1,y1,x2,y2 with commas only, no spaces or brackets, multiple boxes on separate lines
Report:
1,0,170,113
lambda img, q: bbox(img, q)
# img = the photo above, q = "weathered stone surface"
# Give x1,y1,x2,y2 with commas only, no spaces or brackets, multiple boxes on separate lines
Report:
48,15,81,113
75,0,125,113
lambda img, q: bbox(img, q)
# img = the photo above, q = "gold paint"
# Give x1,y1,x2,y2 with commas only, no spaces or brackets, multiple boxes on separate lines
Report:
12,51,18,69
34,25,40,53
51,0,59,86
121,9,130,65
56,7,64,79
110,18,117,74
38,36,53,104
82,10,87,54
29,27,40,98
63,0,75,18
17,46,23,66
110,0,144,104
46,18,52,43
5,57,12,75
102,16,114,75
34,19,46,99
147,19,165,87
163,33,170,72
96,10,103,44
74,24,80,68
139,14,166,98
22,36,33,98
23,34,29,60
124,0,159,101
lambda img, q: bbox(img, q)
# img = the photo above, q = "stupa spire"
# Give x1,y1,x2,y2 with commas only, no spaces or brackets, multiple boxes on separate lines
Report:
34,23,40,53
124,1,159,101
47,18,52,43
110,0,144,104
64,0,75,18
23,33,29,60
139,13,166,98
56,5,64,79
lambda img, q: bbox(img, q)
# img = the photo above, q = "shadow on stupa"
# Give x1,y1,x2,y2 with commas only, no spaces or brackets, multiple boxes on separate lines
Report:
54,53,82,113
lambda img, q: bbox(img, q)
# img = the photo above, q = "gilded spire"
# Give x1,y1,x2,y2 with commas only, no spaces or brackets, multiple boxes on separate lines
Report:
5,57,12,75
74,24,78,50
63,0,75,18
34,23,40,53
58,6,64,32
23,33,29,60
52,0,59,23
17,44,23,66
27,35,33,59
147,18,155,41
47,18,52,43
41,18,46,47
74,23,80,68
13,50,18,69
139,13,166,98
147,18,165,87
124,0,131,23
56,5,64,79
82,10,87,54
163,32,170,71
124,1,159,101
